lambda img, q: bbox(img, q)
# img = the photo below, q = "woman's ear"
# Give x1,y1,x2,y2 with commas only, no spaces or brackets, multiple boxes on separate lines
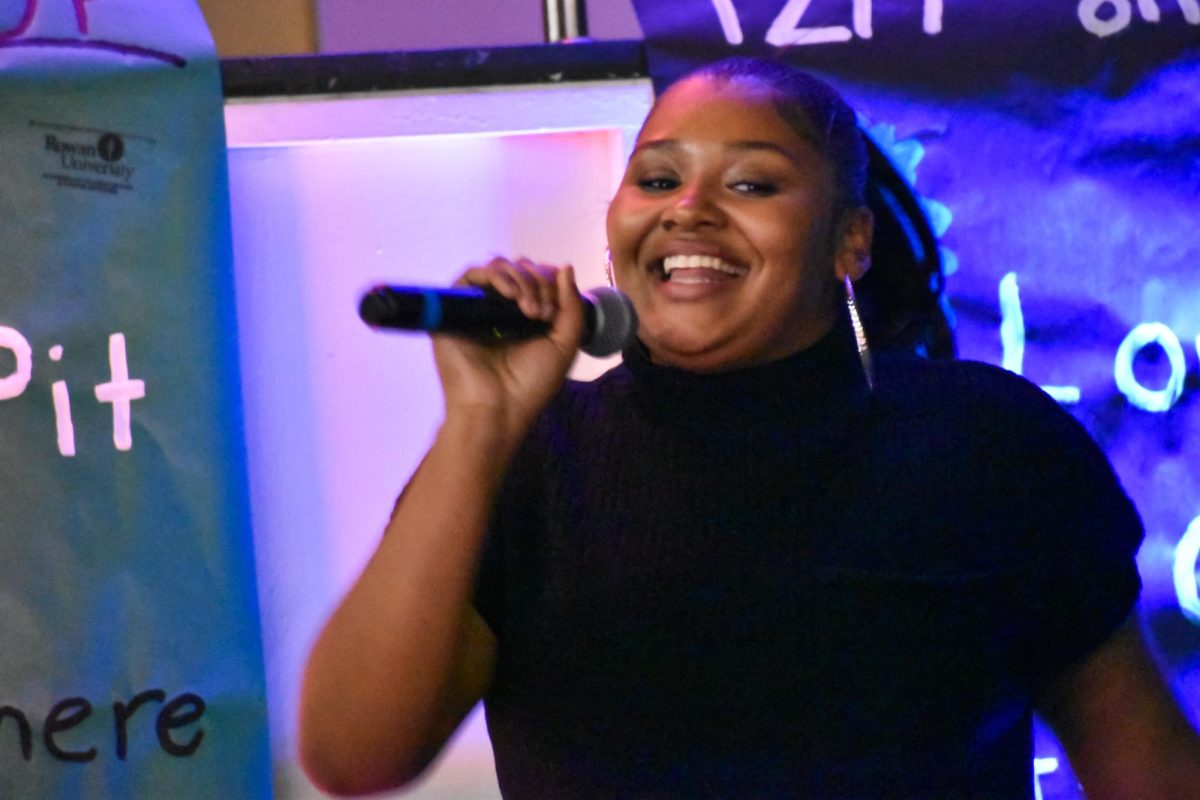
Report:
834,207,874,282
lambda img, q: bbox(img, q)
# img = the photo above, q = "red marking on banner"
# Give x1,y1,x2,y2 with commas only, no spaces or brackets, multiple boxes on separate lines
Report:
72,0,94,34
0,0,37,42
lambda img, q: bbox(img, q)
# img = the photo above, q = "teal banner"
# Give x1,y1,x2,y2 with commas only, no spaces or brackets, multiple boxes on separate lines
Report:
0,1,271,796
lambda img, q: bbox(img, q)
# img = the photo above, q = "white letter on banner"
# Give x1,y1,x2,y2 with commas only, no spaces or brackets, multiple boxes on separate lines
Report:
94,333,145,451
924,0,943,34
766,0,853,46
998,273,1081,405
1078,0,1134,36
1136,0,1163,20
52,381,76,457
1113,322,1186,412
1179,0,1200,24
1033,757,1060,800
48,345,76,457
999,273,1025,374
853,0,872,39
710,0,745,44
0,327,33,400
1176,516,1200,625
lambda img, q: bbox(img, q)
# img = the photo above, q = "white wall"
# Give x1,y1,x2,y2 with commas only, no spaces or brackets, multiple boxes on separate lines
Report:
225,79,653,798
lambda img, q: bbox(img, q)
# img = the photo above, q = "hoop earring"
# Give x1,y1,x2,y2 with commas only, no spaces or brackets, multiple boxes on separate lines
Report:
845,275,874,390
604,247,615,288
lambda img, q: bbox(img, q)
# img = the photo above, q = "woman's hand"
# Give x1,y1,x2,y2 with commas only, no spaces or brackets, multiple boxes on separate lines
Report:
300,258,580,795
433,257,585,442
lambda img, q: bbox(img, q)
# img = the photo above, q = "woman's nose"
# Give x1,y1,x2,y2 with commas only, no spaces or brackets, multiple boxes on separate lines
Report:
662,184,724,230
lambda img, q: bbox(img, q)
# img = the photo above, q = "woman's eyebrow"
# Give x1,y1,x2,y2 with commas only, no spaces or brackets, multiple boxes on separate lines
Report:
631,139,801,164
630,139,680,158
727,140,803,165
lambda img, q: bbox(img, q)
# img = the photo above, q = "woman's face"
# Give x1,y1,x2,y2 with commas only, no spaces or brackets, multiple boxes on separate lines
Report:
606,75,868,373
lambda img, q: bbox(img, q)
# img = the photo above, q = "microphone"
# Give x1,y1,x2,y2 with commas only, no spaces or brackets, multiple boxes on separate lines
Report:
359,284,637,357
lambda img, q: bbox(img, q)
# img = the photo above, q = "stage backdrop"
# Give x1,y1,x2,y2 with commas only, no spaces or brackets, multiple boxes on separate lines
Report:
630,0,1200,796
0,1,271,797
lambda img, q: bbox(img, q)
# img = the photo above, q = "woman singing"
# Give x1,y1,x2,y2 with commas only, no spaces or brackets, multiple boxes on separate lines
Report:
299,57,1200,798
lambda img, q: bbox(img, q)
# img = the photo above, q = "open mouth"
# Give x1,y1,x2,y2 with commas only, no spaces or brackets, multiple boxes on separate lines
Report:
656,254,749,284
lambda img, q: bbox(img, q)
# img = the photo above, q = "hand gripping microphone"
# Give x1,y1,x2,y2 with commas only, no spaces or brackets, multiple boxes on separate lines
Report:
358,285,637,357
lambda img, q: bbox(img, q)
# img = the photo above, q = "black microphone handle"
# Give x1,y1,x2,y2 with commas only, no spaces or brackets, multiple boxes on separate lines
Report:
359,285,639,357
359,286,555,340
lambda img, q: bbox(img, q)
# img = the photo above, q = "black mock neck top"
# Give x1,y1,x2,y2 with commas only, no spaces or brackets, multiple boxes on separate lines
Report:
473,321,1142,799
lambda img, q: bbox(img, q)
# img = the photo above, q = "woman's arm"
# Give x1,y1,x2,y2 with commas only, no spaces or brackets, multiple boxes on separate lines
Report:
298,262,584,796
1036,615,1200,800
298,416,508,796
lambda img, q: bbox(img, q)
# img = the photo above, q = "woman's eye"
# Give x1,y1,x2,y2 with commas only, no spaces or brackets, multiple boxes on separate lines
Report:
637,176,679,192
731,180,777,196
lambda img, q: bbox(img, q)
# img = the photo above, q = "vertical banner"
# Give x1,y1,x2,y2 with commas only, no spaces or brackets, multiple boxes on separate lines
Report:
0,1,271,797
631,1,1199,797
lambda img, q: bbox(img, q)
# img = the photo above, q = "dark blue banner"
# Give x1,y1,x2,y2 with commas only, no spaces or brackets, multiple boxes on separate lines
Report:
631,1,1199,796
634,0,1199,91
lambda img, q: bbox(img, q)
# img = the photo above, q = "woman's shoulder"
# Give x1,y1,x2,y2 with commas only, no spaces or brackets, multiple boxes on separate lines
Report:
875,352,1067,417
517,360,637,447
870,353,1106,464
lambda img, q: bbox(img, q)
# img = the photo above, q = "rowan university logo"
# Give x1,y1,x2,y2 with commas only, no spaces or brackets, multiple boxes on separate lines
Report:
35,122,153,196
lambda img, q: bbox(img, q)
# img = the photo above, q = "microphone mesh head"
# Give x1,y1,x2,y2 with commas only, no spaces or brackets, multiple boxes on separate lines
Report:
581,287,637,357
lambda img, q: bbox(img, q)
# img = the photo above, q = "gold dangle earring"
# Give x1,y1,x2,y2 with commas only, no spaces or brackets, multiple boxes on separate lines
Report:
845,275,874,390
604,247,615,288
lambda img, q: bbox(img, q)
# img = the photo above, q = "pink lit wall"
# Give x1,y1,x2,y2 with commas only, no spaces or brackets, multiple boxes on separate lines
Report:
316,0,642,53
225,80,654,799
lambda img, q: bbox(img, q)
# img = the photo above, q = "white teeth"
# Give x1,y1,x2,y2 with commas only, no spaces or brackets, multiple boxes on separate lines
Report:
661,255,746,276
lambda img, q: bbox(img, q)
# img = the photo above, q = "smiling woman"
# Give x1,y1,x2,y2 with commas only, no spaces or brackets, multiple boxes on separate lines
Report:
297,56,1200,799
605,67,870,372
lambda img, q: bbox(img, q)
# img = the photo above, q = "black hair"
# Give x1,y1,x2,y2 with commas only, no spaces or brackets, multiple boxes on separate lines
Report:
666,56,955,358
859,134,956,359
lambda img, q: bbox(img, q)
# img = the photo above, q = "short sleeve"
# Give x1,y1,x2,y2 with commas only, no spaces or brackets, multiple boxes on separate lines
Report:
1009,390,1145,683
